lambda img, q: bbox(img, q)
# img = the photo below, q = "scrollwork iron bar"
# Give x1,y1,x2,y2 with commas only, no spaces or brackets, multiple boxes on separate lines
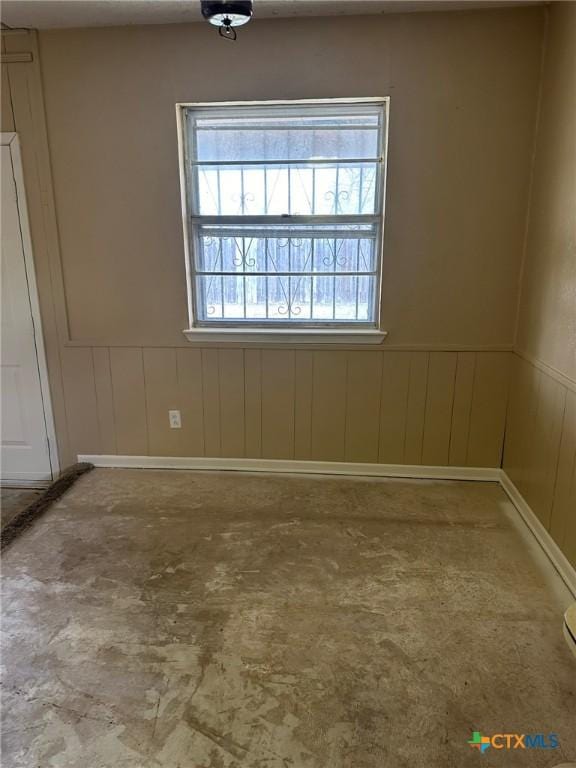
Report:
333,161,338,319
356,166,363,320
287,162,292,317
218,169,224,317
311,167,316,319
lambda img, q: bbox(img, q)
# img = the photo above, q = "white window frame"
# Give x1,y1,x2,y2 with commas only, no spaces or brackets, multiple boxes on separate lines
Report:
176,97,389,344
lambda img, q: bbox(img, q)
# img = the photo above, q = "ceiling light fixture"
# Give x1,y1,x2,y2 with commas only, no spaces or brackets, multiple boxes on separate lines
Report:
201,1,253,40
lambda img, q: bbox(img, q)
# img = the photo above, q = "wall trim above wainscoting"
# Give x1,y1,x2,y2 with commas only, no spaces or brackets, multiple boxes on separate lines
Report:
63,340,515,352
514,349,576,393
78,454,576,598
78,454,501,481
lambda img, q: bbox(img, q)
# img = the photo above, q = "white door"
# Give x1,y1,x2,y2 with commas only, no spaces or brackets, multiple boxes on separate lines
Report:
1,138,55,482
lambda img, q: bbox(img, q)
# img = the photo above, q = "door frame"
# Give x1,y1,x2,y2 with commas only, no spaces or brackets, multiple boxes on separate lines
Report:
2,132,60,482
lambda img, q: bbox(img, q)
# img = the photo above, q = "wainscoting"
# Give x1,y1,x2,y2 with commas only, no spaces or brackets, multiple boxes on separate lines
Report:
504,353,576,568
61,348,511,467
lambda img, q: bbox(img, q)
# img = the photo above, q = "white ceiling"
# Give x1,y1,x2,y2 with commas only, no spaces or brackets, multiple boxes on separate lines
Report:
1,0,542,30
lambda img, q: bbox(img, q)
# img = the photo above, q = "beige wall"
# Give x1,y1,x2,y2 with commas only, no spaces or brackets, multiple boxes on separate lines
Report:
1,8,544,468
504,2,576,568
39,8,542,347
515,3,576,382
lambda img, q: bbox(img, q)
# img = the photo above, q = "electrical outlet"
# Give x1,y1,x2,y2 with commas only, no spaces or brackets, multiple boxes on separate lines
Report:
169,410,181,429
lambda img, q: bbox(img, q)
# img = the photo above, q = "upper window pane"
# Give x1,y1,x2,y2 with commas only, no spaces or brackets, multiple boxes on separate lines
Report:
195,163,379,216
193,110,381,163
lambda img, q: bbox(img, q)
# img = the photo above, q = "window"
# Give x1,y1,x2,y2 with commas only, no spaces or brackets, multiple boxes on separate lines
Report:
178,99,388,341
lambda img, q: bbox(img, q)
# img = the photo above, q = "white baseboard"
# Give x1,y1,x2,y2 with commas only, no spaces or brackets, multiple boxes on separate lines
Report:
77,454,576,598
78,455,501,482
499,470,576,598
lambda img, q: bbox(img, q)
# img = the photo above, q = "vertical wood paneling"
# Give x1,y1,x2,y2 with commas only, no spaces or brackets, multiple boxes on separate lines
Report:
311,352,347,461
201,349,221,457
143,348,180,457
404,352,429,464
60,347,100,458
294,351,314,460
218,350,245,458
345,352,382,462
502,355,525,482
448,352,475,466
244,350,262,458
467,352,511,468
550,389,576,555
520,367,545,513
504,355,576,569
109,348,148,455
176,349,205,457
529,373,566,527
422,352,457,466
92,347,116,454
57,344,518,472
558,391,576,568
561,455,576,569
261,350,295,459
504,356,540,495
378,351,411,464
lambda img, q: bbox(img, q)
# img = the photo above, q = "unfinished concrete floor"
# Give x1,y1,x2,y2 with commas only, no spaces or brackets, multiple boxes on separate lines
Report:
2,469,575,767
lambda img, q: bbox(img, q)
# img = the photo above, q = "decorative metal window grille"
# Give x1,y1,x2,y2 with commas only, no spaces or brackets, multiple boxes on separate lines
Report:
179,99,388,328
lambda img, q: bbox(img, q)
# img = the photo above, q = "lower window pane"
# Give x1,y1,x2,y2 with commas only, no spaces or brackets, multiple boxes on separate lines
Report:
262,276,313,320
222,276,245,318
198,274,223,319
196,274,376,323
244,276,267,319
311,275,375,321
290,274,312,320
356,275,373,321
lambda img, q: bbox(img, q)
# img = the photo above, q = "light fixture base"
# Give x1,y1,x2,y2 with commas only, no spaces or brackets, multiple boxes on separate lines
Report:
201,1,253,32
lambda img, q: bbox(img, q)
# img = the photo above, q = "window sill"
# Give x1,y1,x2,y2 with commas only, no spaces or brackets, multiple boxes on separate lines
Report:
182,328,388,345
